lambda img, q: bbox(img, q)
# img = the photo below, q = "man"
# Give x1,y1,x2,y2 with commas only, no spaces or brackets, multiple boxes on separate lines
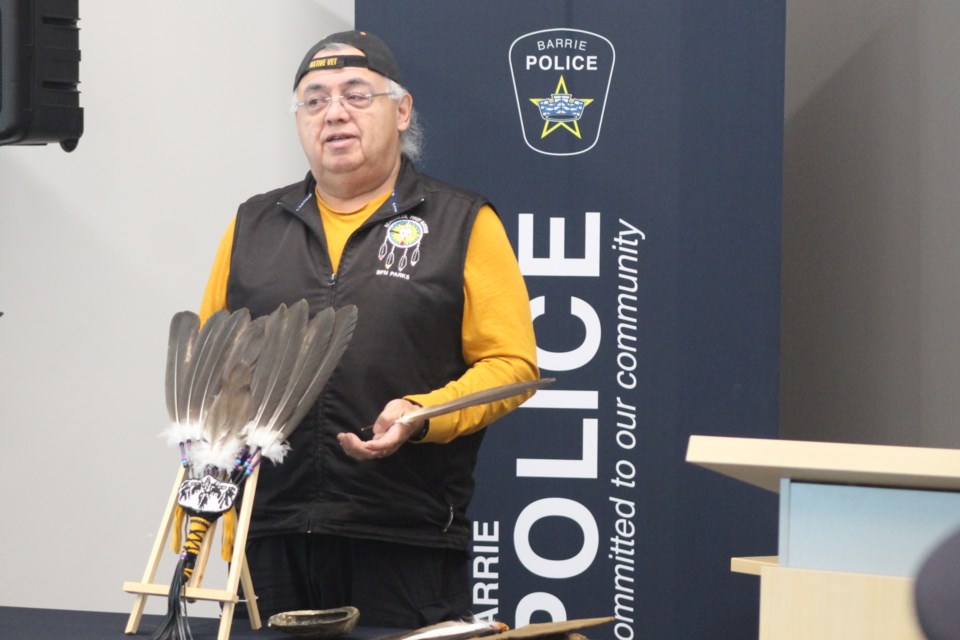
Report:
198,30,538,628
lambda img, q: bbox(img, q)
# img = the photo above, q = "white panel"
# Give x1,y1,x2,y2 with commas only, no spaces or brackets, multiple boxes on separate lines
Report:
781,481,960,577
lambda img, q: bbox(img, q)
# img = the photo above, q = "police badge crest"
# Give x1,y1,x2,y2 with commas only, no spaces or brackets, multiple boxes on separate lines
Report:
509,29,615,156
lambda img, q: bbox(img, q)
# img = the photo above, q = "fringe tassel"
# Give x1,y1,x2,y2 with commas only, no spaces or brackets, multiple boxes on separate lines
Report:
151,516,213,640
220,508,236,562
150,555,192,640
170,505,185,554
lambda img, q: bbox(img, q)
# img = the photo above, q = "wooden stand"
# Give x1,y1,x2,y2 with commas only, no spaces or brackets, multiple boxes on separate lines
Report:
729,556,919,639
123,466,263,640
685,436,960,639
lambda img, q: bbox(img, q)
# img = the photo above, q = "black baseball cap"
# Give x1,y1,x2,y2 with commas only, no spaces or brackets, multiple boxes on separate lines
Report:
293,30,403,90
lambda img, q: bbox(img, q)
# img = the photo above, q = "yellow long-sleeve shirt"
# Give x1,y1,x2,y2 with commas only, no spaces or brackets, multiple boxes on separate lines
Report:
199,191,538,443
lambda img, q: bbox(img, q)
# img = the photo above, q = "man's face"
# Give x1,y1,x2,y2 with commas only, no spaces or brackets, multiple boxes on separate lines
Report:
294,46,411,189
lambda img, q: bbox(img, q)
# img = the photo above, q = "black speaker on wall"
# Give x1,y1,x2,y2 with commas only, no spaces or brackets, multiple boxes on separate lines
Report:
0,0,82,152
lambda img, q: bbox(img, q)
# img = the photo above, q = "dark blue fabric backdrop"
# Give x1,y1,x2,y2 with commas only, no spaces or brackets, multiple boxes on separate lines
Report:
356,2,784,638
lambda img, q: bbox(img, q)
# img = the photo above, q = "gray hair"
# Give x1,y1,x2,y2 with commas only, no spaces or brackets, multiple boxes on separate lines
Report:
292,42,424,163
386,79,424,164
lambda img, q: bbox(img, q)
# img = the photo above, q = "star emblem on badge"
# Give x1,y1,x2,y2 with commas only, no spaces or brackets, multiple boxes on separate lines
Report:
529,76,595,139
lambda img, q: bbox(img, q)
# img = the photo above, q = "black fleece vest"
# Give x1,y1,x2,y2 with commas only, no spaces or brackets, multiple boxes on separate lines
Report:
227,159,487,550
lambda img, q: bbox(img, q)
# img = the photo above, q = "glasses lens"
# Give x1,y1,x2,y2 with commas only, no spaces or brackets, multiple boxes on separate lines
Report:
302,95,330,115
344,93,373,109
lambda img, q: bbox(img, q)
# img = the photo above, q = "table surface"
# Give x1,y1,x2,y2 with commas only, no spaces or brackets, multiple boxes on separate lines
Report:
686,435,960,493
0,606,395,640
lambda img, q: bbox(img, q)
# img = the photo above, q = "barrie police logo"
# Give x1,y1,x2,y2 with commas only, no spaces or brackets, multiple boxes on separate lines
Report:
510,28,615,156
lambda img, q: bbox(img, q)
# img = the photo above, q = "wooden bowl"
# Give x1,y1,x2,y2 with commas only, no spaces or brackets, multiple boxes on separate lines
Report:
267,606,360,639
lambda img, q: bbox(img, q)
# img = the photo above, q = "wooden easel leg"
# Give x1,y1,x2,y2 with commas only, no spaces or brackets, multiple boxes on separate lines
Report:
125,466,186,635
239,554,261,629
218,466,263,638
191,511,262,631
218,555,259,640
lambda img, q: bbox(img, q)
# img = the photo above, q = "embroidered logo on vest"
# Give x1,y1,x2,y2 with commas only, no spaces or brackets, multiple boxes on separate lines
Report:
376,216,429,279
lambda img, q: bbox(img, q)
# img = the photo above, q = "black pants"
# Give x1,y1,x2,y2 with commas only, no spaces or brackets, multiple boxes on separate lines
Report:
240,534,471,629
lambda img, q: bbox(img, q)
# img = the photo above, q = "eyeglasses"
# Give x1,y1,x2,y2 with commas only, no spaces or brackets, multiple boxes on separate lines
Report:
296,92,392,115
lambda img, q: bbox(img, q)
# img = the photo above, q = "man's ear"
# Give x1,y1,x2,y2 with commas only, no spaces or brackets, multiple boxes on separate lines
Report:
396,93,413,132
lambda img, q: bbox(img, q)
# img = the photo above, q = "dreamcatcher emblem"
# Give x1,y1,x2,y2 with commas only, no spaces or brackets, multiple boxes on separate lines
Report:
378,217,426,272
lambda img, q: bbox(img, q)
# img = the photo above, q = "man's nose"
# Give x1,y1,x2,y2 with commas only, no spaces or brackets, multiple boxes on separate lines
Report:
325,96,351,120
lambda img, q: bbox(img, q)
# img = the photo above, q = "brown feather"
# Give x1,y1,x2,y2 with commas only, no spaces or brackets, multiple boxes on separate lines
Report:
398,378,555,425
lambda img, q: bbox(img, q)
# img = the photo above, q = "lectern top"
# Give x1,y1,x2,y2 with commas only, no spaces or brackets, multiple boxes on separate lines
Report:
686,435,960,493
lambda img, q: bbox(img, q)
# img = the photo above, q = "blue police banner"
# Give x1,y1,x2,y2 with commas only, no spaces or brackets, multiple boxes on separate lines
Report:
357,2,785,637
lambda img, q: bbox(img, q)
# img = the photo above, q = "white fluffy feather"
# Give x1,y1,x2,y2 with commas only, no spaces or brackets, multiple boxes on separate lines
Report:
244,425,291,463
187,437,245,474
161,422,206,448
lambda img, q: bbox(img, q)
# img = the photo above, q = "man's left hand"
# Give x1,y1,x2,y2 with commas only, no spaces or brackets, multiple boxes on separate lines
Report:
337,398,425,461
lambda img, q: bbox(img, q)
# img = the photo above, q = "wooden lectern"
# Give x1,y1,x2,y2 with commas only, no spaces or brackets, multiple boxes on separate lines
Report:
686,435,960,639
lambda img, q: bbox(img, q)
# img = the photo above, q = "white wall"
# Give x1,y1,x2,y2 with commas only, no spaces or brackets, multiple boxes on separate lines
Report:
0,1,353,615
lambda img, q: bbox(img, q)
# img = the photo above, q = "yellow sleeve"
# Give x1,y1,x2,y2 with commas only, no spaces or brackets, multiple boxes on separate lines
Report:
198,217,236,324
405,205,539,443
